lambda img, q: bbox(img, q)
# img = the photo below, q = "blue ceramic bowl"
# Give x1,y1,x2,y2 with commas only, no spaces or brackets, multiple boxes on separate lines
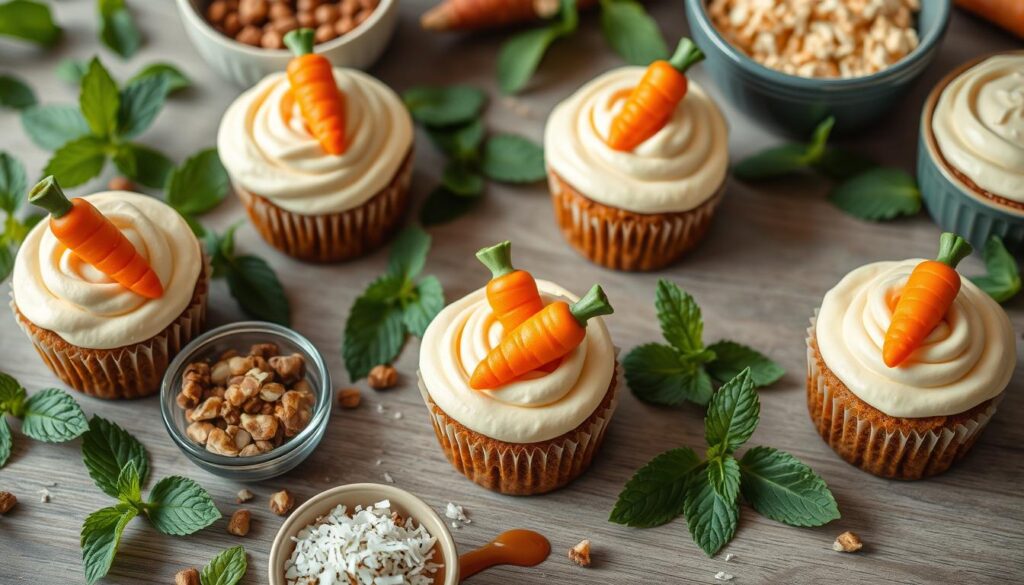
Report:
685,0,950,136
917,52,1024,254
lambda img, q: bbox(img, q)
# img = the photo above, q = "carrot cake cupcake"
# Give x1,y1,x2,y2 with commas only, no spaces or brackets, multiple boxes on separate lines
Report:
544,37,728,271
418,241,619,495
11,178,208,399
807,233,1016,479
217,29,414,263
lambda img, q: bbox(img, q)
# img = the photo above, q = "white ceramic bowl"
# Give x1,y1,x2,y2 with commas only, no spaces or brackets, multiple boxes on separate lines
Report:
175,0,399,87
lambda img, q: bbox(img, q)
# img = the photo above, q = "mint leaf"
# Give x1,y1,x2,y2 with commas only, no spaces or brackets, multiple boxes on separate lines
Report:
116,460,142,504
20,388,88,442
420,186,480,226
20,104,92,150
971,236,1021,303
0,372,27,413
426,119,484,160
98,0,141,59
81,503,137,585
117,74,167,139
0,244,12,283
343,294,405,381
599,0,668,65
402,275,444,337
402,85,485,127
624,343,714,406
82,416,149,499
814,148,876,182
0,151,28,213
804,116,834,163
739,446,839,527
44,136,109,188
609,447,701,528
481,134,545,183
387,226,430,280
497,0,577,94
704,369,758,454
442,160,485,196
705,341,784,388
80,58,120,139
129,63,190,95
0,417,11,467
828,167,921,221
684,463,739,557
0,0,61,46
225,255,290,326
0,74,36,110
146,476,220,535
56,59,89,85
200,546,248,585
655,280,704,355
706,455,740,503
733,144,809,181
166,148,229,216
117,143,174,189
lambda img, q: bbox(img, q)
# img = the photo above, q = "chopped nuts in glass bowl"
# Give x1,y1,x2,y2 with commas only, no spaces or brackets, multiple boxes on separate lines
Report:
160,322,332,481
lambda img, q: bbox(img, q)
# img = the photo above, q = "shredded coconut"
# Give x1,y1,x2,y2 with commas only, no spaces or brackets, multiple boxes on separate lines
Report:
383,472,395,484
37,488,51,503
714,571,734,581
444,503,470,526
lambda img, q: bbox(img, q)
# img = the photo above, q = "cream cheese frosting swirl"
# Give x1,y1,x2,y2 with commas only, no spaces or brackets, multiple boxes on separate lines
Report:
419,280,615,444
933,53,1024,202
544,67,729,214
816,260,1016,418
12,191,202,350
218,69,413,215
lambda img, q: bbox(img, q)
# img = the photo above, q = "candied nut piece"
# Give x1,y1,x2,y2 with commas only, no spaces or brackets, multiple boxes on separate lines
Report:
207,0,229,24
337,388,361,409
183,362,211,386
241,413,279,441
175,568,200,585
211,360,231,386
833,531,863,553
229,355,256,376
259,382,285,402
185,422,215,445
227,509,252,536
242,396,263,414
227,425,253,450
206,427,240,456
569,539,591,567
269,353,305,384
237,489,254,503
314,22,337,43
269,490,295,516
238,0,268,25
250,343,279,358
219,401,242,426
176,380,204,410
222,12,242,36
0,491,16,514
368,364,398,390
269,1,292,20
191,396,223,421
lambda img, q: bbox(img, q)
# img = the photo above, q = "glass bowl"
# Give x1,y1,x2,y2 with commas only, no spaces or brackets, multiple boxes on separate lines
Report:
160,321,332,481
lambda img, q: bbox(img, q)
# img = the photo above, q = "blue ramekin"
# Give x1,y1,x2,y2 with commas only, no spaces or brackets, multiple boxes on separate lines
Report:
917,51,1024,254
685,0,951,136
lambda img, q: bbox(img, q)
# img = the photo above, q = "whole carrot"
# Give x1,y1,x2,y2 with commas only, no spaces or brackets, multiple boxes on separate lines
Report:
284,28,347,156
955,0,1024,38
477,241,545,332
421,0,597,31
882,233,973,368
606,38,705,152
29,176,164,300
470,284,613,390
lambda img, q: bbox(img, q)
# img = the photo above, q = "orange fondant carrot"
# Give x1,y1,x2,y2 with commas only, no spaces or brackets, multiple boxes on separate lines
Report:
470,285,612,390
882,233,973,368
606,38,705,152
284,28,347,156
29,176,164,299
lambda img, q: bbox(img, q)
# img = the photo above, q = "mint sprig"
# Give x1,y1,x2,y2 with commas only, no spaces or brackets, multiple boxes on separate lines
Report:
0,73,37,110
0,0,62,46
343,227,445,380
827,167,921,221
624,280,784,407
497,0,578,94
98,0,141,59
200,546,248,585
0,372,88,468
82,415,149,498
598,0,668,65
611,369,840,557
205,223,290,325
971,236,1021,304
403,85,485,127
0,151,32,280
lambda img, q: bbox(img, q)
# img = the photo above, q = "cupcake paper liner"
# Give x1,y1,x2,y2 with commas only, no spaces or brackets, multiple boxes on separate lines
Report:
805,315,999,480
419,363,621,496
548,170,722,272
11,257,210,400
236,149,413,263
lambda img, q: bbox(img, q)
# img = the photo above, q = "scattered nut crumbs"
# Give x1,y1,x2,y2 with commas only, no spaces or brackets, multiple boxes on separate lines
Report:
37,488,51,503
714,571,734,581
0,491,16,514
383,472,395,484
337,388,361,409
367,364,398,390
724,553,735,562
175,568,200,585
270,490,296,516
833,530,864,552
569,540,591,567
393,411,403,420
237,489,254,503
376,403,385,414
445,502,470,526
228,509,252,536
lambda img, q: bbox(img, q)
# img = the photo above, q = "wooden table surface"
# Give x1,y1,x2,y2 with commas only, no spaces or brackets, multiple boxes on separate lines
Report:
1,2,1021,584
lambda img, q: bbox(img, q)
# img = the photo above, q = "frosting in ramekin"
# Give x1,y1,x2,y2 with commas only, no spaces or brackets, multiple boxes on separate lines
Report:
816,260,1016,418
12,191,202,350
419,280,615,444
544,67,729,214
933,54,1024,202
218,69,413,216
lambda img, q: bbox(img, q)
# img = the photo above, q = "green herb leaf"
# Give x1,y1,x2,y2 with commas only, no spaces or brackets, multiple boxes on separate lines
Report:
804,116,834,163
426,119,484,160
387,226,430,280
343,291,406,381
442,160,485,196
402,274,444,337
81,503,137,584
971,236,1021,303
739,446,840,527
609,447,701,527
129,62,190,95
624,343,714,406
82,416,149,499
704,369,758,454
497,0,577,94
225,255,291,326
20,388,88,442
419,186,480,226
80,58,120,139
0,151,28,213
116,460,142,505
146,476,220,535
599,0,668,65
402,85,485,127
117,74,168,139
56,59,90,85
200,546,248,585
43,136,109,188
116,143,174,189
0,372,27,413
706,454,740,503
684,462,738,557
733,144,810,181
98,0,141,59
814,148,877,182
481,134,545,183
0,417,11,467
0,244,13,284
166,148,229,216
20,104,92,150
705,341,784,388
828,167,921,221
0,74,36,110
655,280,704,355
0,0,61,46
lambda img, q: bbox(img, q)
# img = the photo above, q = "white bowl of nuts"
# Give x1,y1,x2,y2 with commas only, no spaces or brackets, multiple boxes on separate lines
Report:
175,0,398,87
160,321,332,480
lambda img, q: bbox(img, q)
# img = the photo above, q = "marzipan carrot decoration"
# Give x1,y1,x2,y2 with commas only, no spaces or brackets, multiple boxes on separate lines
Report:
284,28,347,156
606,38,705,152
29,176,164,300
955,0,1024,38
882,233,973,368
477,241,545,332
470,284,613,390
421,0,596,31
